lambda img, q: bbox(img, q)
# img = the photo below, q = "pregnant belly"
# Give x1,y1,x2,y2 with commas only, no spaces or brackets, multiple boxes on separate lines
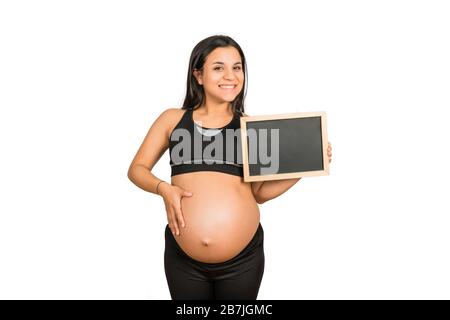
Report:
170,172,260,263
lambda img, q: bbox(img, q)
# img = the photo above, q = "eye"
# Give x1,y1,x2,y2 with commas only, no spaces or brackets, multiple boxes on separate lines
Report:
213,66,242,71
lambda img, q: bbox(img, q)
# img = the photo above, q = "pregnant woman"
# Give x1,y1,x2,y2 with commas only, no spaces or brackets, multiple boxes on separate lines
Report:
127,35,332,300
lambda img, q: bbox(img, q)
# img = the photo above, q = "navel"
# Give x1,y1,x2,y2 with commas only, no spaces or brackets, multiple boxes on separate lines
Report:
201,238,210,247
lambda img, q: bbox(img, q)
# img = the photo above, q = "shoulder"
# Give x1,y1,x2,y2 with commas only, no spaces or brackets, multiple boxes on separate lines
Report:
155,107,186,125
159,107,185,118
157,107,188,139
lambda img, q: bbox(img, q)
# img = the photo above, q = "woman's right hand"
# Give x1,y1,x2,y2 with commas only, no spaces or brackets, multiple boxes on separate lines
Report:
158,182,193,236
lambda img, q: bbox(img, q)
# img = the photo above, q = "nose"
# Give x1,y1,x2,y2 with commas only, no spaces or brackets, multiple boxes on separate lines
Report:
224,69,236,80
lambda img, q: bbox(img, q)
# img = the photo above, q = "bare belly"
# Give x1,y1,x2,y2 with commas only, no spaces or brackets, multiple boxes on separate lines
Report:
170,171,260,263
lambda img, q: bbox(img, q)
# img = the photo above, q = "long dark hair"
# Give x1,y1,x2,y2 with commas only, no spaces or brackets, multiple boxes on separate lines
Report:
181,35,248,116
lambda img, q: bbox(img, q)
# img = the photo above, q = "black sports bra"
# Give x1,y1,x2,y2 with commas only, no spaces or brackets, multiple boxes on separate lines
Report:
168,108,243,177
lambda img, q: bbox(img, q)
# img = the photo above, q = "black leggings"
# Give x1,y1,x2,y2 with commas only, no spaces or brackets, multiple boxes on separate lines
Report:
164,223,265,300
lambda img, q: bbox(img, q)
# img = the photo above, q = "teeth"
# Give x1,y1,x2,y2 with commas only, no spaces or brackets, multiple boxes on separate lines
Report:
219,85,235,88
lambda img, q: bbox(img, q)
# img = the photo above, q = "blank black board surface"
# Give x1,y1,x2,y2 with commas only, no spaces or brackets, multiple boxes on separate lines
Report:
240,111,329,182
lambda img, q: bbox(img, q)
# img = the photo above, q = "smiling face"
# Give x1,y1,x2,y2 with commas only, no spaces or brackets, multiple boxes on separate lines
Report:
193,46,244,106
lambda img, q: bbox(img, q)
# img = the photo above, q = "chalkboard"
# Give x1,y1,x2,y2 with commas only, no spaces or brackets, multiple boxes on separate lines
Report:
240,111,329,182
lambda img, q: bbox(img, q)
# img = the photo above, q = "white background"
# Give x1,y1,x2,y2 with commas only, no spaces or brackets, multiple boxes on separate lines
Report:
1,0,449,299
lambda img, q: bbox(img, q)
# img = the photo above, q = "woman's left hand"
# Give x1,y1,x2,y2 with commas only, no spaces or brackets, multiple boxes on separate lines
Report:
327,142,332,163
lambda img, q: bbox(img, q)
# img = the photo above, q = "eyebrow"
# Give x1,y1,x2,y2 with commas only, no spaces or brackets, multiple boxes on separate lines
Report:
212,61,242,65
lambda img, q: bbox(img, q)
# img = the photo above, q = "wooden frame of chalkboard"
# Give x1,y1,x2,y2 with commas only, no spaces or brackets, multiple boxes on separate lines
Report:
240,111,329,182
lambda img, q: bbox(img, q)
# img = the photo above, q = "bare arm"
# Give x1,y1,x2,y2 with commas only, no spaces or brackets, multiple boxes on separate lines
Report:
250,181,264,203
127,108,173,196
252,178,302,204
127,108,194,237
128,164,168,196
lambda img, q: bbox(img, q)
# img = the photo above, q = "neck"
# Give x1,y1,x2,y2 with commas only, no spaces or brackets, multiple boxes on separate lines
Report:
196,101,233,116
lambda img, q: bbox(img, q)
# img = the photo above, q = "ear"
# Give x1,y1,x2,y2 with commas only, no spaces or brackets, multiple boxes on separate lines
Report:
193,69,203,85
